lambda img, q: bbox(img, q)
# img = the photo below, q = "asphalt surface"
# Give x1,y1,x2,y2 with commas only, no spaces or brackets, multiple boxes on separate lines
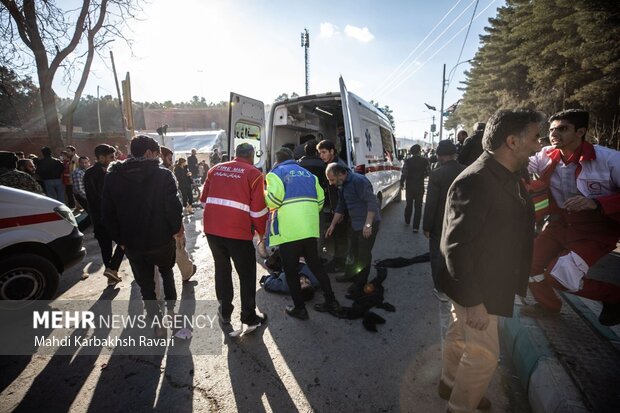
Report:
0,197,531,413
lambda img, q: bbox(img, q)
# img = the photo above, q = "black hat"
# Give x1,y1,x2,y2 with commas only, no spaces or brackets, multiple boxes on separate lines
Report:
436,140,457,156
0,151,18,169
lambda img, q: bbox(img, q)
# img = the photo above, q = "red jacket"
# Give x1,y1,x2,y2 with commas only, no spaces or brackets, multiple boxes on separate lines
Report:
200,157,268,240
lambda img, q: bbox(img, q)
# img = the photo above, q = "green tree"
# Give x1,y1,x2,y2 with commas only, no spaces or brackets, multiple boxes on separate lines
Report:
0,0,142,151
0,66,42,129
370,100,396,131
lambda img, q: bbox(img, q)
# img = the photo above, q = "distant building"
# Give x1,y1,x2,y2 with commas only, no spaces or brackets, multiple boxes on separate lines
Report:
143,107,228,132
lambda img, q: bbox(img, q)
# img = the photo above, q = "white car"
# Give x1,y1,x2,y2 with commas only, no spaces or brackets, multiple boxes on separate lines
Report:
0,186,85,300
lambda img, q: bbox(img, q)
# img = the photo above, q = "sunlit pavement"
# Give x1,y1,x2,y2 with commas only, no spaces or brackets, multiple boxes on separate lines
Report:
1,198,531,412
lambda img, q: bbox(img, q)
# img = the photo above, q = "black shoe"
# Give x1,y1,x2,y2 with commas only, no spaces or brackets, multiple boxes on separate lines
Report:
412,228,419,233
519,303,560,319
285,306,309,320
599,302,620,326
244,313,267,327
314,300,341,316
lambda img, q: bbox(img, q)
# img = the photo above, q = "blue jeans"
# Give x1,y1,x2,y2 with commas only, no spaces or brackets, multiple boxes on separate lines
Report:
44,179,65,203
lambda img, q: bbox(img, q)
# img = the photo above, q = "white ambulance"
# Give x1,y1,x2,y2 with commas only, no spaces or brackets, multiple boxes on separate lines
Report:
227,77,403,208
0,186,85,301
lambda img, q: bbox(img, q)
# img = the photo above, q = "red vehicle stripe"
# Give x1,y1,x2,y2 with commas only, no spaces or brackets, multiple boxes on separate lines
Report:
365,165,402,172
0,212,62,229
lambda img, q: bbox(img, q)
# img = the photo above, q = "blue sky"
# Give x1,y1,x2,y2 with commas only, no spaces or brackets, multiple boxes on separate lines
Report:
62,0,503,141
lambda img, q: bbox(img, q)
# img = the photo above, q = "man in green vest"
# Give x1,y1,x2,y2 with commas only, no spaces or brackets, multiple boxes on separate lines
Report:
265,147,341,320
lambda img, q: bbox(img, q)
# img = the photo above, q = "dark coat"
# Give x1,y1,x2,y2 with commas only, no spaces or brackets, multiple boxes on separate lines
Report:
35,156,64,180
439,152,534,317
457,131,484,166
422,159,466,236
83,162,108,226
102,158,182,252
400,155,429,194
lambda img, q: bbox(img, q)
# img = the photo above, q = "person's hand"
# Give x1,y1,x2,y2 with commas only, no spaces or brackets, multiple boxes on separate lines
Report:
423,231,430,239
564,196,597,212
325,225,335,238
336,214,344,224
465,304,489,330
362,226,372,238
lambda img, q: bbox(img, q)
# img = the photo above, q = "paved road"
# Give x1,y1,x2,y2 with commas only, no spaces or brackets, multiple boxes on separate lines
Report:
0,197,530,412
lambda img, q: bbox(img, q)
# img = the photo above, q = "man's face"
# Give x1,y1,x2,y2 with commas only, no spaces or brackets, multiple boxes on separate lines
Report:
514,123,542,166
78,158,90,169
548,119,584,151
66,148,75,157
98,153,116,167
318,148,335,163
21,159,35,174
326,170,346,187
163,154,173,168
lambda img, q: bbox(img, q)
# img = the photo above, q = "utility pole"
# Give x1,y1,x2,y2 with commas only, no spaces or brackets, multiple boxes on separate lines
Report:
439,63,446,141
97,85,102,133
110,51,126,134
431,115,436,147
301,28,310,95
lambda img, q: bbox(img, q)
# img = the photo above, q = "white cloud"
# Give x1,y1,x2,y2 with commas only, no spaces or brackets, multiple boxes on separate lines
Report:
344,25,374,43
319,22,339,38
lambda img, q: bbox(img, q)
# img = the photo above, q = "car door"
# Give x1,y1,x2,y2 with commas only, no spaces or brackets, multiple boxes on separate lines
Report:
228,92,266,170
338,77,354,168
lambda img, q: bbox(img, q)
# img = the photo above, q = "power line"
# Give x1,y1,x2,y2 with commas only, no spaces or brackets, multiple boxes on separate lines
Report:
373,0,479,100
447,0,479,91
370,0,466,97
377,0,496,100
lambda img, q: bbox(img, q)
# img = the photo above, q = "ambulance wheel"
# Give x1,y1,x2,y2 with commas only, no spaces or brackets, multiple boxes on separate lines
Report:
0,254,60,301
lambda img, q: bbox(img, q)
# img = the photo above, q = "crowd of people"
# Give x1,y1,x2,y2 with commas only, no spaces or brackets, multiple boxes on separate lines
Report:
1,107,618,413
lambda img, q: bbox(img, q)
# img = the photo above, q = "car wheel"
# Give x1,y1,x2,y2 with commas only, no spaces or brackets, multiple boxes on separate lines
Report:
0,254,60,301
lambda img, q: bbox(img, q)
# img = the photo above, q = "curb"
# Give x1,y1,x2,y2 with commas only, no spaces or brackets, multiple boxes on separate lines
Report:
499,304,589,413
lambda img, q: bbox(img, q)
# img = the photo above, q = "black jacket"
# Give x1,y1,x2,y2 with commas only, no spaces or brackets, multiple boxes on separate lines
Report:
422,159,466,236
35,156,64,180
439,152,534,317
102,158,182,252
84,162,108,225
298,155,328,192
457,131,484,166
400,155,429,194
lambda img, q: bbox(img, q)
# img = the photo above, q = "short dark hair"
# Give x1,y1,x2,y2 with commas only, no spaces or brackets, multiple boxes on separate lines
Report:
304,139,318,157
15,151,24,158
483,109,545,152
66,146,76,152
326,162,347,176
275,147,294,163
317,139,336,152
78,156,89,162
41,147,52,157
0,151,17,169
235,143,255,158
549,109,589,132
130,135,160,157
94,144,116,158
409,144,421,155
17,158,32,170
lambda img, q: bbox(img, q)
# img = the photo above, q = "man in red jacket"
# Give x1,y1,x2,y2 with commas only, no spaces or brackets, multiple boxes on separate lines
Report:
200,143,268,328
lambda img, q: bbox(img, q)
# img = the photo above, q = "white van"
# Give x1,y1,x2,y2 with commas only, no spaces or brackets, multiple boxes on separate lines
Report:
0,186,85,300
227,77,403,208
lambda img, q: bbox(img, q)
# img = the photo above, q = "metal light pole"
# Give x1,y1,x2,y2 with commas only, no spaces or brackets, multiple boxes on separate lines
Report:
439,64,446,141
301,28,310,95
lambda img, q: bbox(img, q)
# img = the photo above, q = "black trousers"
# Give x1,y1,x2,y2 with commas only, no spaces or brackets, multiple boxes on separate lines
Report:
345,222,380,288
180,186,193,207
206,234,257,323
279,237,335,310
94,223,125,271
65,184,75,208
125,239,177,316
404,190,424,229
